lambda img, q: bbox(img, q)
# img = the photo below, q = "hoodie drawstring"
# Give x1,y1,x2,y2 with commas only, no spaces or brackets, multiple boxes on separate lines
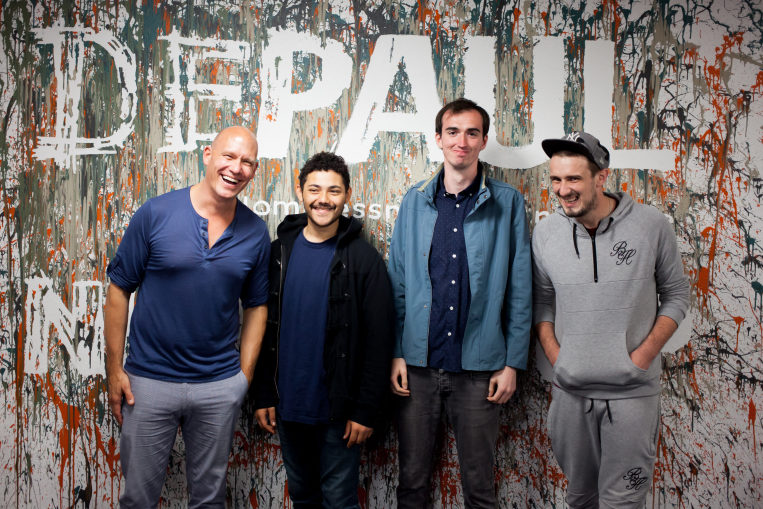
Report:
585,398,613,424
572,223,580,258
602,217,614,234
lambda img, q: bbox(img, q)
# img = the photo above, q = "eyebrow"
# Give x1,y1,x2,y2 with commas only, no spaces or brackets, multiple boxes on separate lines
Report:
445,126,482,134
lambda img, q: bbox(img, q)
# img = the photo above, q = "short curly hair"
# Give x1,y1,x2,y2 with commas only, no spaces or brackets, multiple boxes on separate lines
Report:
298,152,351,190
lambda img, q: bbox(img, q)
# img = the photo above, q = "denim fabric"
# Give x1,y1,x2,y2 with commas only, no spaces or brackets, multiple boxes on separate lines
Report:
388,164,532,371
277,418,361,509
396,366,500,509
119,371,249,508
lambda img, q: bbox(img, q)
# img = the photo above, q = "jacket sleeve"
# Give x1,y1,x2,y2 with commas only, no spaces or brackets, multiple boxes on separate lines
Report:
387,193,409,358
251,241,280,410
502,192,533,370
350,252,395,428
654,216,690,325
531,223,557,325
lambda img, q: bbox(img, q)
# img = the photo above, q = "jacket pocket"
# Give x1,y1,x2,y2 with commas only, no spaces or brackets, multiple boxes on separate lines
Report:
554,331,647,389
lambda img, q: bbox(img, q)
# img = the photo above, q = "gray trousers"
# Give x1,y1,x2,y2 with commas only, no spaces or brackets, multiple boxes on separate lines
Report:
396,366,500,509
119,371,249,508
548,387,661,509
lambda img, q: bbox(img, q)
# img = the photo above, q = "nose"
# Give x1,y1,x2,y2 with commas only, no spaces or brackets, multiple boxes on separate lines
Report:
228,157,242,174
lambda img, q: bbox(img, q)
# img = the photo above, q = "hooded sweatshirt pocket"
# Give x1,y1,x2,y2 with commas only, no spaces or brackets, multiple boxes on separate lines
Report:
554,331,647,389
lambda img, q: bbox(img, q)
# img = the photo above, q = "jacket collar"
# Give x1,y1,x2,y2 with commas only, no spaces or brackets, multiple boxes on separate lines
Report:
417,162,490,205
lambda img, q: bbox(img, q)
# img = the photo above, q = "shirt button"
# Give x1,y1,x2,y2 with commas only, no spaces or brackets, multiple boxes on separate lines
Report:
455,204,460,208
447,332,452,336
453,228,458,232
451,280,456,285
449,306,454,311
452,254,457,258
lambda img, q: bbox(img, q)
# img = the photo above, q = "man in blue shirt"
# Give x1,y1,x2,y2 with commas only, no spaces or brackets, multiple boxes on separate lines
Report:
104,126,269,508
253,152,394,508
388,99,532,508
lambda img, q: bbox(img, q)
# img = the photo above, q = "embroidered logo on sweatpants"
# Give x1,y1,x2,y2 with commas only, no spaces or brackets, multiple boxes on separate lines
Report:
624,467,648,490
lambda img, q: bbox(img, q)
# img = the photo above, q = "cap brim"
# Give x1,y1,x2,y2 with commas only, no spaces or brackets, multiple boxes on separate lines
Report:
541,138,594,161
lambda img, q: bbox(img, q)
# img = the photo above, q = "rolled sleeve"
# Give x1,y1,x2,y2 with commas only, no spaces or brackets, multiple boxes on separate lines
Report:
106,204,152,293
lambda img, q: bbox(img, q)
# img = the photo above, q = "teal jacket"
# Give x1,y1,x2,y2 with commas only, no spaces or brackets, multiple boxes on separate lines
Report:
388,164,532,371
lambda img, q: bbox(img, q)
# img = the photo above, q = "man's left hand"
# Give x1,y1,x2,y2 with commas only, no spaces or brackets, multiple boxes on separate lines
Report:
487,366,517,404
343,420,373,448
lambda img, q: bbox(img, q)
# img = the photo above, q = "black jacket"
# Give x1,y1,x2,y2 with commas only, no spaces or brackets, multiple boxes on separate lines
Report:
252,214,394,428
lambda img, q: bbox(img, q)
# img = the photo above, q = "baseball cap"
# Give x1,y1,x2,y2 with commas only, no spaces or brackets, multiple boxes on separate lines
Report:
541,131,610,170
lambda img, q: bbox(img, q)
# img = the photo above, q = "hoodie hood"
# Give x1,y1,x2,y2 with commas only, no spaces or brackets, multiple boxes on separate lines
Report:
276,212,363,247
556,191,634,257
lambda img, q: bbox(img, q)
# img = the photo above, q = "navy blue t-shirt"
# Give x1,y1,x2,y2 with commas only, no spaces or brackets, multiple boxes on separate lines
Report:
277,231,337,424
106,187,270,382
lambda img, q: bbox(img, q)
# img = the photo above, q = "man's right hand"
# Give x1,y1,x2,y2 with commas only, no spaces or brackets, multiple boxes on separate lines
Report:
390,357,410,396
255,407,277,434
107,367,134,426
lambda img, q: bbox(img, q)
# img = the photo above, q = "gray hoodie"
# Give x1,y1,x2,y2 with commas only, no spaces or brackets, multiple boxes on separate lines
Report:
532,192,690,399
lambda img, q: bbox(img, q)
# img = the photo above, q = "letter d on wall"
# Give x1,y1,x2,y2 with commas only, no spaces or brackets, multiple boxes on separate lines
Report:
33,27,137,173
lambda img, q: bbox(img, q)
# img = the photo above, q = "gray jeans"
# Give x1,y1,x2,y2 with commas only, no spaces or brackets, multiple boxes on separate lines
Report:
119,371,249,508
396,366,500,509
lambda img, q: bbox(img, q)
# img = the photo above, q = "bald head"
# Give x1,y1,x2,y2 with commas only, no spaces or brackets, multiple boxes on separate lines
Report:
211,126,258,155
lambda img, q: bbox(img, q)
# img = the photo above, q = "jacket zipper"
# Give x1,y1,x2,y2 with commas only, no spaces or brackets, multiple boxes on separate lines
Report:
590,232,599,283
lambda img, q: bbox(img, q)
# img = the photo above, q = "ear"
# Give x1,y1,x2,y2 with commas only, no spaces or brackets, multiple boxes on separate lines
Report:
202,145,212,166
435,132,443,150
295,182,303,204
345,186,352,204
597,168,610,187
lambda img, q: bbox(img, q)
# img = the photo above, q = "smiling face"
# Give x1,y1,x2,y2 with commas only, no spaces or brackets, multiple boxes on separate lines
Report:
549,153,608,226
435,109,488,173
202,127,258,201
297,169,351,238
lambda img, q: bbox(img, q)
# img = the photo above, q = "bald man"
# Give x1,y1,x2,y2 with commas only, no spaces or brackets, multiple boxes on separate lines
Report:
105,126,269,508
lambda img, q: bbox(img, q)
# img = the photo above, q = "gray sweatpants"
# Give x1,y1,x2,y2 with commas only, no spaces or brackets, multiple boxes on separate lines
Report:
548,387,660,509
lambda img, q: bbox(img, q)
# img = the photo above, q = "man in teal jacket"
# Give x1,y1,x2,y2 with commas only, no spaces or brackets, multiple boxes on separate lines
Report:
388,98,532,508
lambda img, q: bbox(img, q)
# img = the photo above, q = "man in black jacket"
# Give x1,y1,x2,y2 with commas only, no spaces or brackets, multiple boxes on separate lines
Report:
253,152,394,508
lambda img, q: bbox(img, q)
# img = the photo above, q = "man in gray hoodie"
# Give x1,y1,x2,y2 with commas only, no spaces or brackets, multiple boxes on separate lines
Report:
532,131,690,508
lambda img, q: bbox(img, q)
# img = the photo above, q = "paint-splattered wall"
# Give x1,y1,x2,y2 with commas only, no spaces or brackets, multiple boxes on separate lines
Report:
0,0,760,507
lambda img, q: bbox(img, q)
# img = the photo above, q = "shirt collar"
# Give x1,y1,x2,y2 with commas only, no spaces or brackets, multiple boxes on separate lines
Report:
436,167,482,199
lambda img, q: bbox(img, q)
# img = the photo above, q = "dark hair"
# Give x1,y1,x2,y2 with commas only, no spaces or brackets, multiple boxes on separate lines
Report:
435,98,490,136
299,152,351,190
552,150,601,176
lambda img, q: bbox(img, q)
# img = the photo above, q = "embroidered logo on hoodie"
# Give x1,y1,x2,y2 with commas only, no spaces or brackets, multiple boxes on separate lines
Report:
610,240,636,265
